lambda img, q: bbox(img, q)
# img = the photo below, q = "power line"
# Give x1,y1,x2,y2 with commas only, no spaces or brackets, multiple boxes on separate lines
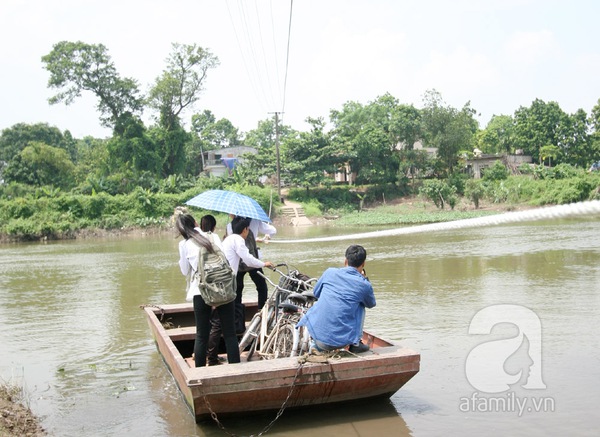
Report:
280,0,293,118
226,0,294,122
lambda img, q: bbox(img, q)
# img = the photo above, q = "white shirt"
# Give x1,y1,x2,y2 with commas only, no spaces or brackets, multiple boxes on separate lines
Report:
222,233,265,274
226,219,276,239
178,238,199,277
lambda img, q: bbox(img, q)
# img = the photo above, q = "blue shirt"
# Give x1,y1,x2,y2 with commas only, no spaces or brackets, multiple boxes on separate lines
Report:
297,266,376,347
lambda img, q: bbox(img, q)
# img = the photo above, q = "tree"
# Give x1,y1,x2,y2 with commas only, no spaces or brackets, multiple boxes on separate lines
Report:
3,142,75,188
240,117,294,184
0,123,76,181
330,94,422,185
590,99,600,165
539,145,561,167
558,109,593,168
106,114,162,175
284,117,341,190
512,99,566,164
477,115,515,154
420,90,478,176
148,43,219,131
42,41,143,129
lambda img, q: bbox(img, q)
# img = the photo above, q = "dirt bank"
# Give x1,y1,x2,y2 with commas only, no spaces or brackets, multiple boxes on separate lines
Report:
0,384,46,436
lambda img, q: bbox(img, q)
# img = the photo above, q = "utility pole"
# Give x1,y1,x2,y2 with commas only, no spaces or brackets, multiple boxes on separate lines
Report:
271,112,283,203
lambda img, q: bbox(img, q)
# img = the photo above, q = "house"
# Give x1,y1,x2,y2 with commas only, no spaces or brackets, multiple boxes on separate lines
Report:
202,146,256,177
466,153,532,179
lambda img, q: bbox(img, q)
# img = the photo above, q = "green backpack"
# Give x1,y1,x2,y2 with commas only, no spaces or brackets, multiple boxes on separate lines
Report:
195,234,236,307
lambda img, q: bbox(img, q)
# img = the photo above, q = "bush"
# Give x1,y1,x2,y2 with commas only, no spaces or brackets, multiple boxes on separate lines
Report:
465,179,484,208
482,161,509,181
538,178,593,204
419,180,457,209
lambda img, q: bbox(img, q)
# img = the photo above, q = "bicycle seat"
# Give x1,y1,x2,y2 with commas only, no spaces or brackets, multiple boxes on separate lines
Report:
287,292,308,304
302,291,316,300
278,302,300,313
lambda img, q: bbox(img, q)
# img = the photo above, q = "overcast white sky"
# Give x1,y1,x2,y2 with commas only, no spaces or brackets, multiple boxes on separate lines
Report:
2,0,600,139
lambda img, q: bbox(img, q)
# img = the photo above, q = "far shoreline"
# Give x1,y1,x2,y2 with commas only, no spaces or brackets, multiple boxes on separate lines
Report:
0,197,537,245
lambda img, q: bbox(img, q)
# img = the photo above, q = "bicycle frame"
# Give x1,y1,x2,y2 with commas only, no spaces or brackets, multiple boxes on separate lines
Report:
238,264,317,359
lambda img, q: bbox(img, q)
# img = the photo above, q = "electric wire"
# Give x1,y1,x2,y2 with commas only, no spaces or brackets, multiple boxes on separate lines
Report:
280,0,293,119
225,0,294,123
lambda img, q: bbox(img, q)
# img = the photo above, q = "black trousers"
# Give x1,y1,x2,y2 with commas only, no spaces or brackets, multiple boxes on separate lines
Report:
193,295,240,367
236,267,269,309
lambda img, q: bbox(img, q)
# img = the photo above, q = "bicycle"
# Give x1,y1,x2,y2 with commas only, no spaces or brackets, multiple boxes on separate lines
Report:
259,289,317,359
238,263,316,360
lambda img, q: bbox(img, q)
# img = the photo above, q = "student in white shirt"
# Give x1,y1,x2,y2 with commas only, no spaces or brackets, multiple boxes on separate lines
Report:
222,216,274,329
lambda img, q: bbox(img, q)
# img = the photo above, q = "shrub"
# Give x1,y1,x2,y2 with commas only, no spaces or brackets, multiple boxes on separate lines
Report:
482,161,509,181
465,179,484,208
419,180,457,209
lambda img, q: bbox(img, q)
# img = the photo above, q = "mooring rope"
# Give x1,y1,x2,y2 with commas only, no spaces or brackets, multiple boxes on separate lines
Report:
269,200,600,244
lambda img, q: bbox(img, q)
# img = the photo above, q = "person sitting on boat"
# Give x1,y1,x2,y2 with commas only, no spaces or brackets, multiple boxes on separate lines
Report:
176,213,240,367
222,216,274,332
297,244,376,354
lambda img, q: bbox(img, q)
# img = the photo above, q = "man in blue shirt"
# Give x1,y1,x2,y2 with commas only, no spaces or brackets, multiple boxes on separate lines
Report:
297,245,376,353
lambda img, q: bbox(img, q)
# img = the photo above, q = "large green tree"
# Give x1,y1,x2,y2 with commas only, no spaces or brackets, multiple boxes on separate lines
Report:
558,109,593,168
0,123,76,182
42,41,143,130
420,89,478,176
590,99,600,166
148,43,219,130
147,43,219,176
512,99,566,164
477,114,515,154
3,142,75,188
330,94,424,185
240,117,294,184
284,117,341,189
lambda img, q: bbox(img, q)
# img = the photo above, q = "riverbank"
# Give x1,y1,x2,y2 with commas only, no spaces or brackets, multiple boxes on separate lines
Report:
0,382,46,436
0,196,536,244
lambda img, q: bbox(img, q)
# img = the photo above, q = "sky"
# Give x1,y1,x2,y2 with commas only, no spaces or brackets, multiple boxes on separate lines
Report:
2,0,600,140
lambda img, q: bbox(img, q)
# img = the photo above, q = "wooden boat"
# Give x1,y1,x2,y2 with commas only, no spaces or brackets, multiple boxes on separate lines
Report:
143,302,420,422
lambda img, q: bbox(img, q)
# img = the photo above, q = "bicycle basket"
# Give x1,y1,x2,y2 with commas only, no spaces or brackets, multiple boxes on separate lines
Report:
278,271,312,292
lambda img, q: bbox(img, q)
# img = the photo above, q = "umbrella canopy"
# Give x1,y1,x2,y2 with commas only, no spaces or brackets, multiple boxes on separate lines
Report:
185,190,271,223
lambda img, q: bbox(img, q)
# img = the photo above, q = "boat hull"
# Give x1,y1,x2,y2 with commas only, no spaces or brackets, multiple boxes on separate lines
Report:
144,303,419,421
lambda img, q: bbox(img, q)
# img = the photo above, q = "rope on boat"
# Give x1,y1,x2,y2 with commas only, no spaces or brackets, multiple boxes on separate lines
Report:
204,361,305,437
269,200,600,244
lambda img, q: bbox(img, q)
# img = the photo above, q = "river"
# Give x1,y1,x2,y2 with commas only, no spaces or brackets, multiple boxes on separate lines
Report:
0,216,599,436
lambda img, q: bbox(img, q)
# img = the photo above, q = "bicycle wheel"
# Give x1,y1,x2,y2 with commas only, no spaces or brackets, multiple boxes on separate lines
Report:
263,322,295,359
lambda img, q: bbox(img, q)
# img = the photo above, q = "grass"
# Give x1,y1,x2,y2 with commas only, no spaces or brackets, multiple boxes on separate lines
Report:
321,200,503,227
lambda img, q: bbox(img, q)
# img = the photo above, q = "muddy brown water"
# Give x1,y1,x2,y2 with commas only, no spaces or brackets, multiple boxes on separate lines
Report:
1,217,599,436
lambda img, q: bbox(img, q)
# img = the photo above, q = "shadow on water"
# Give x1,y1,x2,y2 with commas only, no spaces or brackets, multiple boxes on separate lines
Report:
194,397,412,437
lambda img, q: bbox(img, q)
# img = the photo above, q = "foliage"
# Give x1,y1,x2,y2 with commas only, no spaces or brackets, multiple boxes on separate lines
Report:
482,160,509,181
284,117,341,189
419,179,457,209
42,41,143,129
3,142,75,188
238,117,295,185
148,43,219,131
420,89,478,176
465,179,485,208
477,114,515,154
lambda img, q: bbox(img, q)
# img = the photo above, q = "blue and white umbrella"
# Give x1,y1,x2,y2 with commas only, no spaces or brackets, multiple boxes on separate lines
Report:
185,189,271,223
